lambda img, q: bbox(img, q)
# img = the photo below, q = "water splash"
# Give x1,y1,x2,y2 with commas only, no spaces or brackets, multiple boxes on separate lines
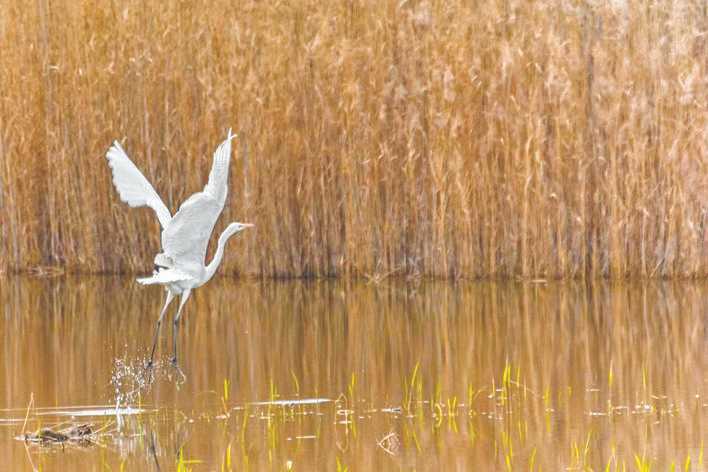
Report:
110,353,162,429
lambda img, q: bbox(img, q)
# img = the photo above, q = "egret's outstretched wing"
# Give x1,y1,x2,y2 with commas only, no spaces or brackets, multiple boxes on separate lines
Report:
203,129,235,206
161,193,222,269
161,130,235,268
106,141,172,229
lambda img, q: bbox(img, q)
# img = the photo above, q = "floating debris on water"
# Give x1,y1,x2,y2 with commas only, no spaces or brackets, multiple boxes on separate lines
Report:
377,431,401,456
248,398,332,407
37,406,151,418
20,423,95,446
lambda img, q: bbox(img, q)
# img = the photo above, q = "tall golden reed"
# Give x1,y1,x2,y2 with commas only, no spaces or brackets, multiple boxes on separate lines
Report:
0,0,705,278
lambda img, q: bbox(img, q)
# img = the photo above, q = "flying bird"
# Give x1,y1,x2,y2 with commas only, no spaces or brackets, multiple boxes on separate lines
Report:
105,130,253,367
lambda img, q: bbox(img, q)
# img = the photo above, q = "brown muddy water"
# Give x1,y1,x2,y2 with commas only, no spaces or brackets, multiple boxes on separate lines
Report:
0,277,705,471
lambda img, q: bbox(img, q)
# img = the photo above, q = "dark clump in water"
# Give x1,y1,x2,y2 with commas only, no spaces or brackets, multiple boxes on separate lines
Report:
21,424,94,446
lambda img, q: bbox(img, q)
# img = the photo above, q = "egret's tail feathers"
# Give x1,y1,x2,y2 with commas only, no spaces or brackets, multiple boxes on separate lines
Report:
137,269,191,285
136,275,159,285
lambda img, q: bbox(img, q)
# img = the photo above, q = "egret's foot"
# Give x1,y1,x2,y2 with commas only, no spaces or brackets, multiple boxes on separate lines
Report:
169,360,186,384
145,357,158,374
143,359,157,383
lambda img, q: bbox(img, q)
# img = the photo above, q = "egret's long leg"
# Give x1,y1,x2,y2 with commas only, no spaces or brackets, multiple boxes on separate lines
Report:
148,291,175,367
171,289,192,366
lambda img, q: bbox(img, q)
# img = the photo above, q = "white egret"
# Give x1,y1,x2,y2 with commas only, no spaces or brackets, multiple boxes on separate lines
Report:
105,129,253,367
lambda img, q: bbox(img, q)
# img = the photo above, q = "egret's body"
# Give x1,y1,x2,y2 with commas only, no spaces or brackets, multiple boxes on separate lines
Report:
105,130,252,366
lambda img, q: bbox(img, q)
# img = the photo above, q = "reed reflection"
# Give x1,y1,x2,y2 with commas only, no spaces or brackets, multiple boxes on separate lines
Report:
0,277,704,470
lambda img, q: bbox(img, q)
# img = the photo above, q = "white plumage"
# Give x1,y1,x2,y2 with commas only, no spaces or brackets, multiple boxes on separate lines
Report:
105,129,253,367
106,141,172,229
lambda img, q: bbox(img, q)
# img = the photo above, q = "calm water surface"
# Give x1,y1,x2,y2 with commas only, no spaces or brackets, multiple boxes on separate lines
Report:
0,277,705,470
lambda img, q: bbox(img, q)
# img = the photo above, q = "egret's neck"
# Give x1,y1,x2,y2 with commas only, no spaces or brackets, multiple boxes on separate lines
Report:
202,225,242,285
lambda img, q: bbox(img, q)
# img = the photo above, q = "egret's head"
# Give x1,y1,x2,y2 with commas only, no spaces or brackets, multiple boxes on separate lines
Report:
227,222,254,235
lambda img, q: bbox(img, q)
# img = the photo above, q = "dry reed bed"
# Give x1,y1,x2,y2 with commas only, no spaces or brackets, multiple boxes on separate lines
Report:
0,0,705,278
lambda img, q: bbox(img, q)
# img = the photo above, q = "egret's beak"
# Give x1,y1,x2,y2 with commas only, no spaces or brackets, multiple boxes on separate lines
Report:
242,223,255,229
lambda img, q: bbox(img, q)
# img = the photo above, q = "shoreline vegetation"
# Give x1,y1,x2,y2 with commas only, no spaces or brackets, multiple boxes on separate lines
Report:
0,1,706,279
